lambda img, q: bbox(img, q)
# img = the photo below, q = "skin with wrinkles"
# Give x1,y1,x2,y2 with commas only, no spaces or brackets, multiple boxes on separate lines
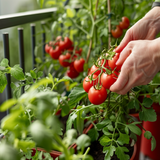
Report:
110,7,160,95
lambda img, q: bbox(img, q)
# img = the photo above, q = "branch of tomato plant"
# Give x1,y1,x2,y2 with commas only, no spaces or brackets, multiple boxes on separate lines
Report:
107,0,111,49
86,0,99,63
82,147,90,160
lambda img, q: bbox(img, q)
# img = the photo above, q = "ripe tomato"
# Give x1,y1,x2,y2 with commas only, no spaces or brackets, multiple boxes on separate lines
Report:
108,53,122,72
59,53,71,67
111,25,123,38
119,17,130,29
59,37,73,51
89,65,101,76
100,71,119,89
45,44,51,54
49,46,62,60
66,63,79,78
73,58,85,73
83,74,98,93
88,86,107,105
75,48,82,55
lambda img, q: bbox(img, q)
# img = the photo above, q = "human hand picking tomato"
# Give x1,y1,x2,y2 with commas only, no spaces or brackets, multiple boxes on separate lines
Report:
110,39,160,95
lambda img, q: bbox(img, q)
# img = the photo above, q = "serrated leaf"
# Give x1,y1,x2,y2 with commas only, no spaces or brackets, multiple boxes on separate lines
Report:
144,131,152,140
0,58,9,67
0,99,17,112
0,72,7,93
68,84,87,109
142,97,153,108
115,146,130,160
99,135,111,146
96,119,111,130
139,107,157,122
117,133,130,145
103,146,116,160
10,65,25,80
127,123,142,136
151,136,156,151
88,127,99,142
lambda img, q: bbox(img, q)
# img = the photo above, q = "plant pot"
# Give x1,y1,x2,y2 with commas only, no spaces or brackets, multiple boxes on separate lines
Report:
130,112,142,160
140,103,160,160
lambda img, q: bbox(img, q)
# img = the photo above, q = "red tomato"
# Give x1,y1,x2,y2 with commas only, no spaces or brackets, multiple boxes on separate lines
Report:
108,53,122,72
89,65,101,76
55,36,62,45
73,58,85,73
59,53,71,67
49,46,62,60
66,63,79,79
100,71,119,89
75,48,82,55
119,17,130,29
45,44,51,54
59,37,73,51
83,74,98,93
88,86,107,105
111,25,123,38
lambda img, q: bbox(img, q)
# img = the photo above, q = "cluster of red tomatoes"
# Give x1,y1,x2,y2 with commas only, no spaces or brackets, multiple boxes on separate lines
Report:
83,51,121,105
111,16,130,38
45,36,85,79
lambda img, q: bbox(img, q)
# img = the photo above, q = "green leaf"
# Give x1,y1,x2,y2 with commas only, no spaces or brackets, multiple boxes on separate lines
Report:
117,133,130,145
15,139,35,152
0,99,17,112
66,113,77,131
10,65,25,80
127,100,135,109
0,58,9,67
0,72,7,93
99,135,111,146
127,123,142,136
88,127,99,142
139,107,157,122
68,84,87,108
103,127,112,136
103,146,116,160
58,76,73,83
30,70,37,79
76,134,91,150
66,8,76,18
144,131,152,140
96,119,111,130
142,97,153,108
51,21,59,34
0,143,21,160
151,136,156,151
115,146,130,160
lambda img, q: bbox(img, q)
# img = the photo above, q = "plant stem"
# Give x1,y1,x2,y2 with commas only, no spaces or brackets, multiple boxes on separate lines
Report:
107,0,111,49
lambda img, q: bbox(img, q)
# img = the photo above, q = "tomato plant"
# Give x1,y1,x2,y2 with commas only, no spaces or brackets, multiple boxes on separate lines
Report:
59,53,71,67
49,46,62,60
88,86,107,105
101,71,119,89
108,53,122,71
111,25,123,38
73,58,85,73
119,17,130,29
83,74,98,93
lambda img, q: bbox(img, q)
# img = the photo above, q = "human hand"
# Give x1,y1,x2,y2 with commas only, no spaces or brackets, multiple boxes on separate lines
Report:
110,39,160,95
115,7,160,53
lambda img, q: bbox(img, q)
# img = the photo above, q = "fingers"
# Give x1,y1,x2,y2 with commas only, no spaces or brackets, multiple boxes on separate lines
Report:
116,42,133,66
109,68,129,94
115,29,133,53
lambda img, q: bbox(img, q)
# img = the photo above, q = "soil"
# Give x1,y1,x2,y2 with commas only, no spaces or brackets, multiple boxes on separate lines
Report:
89,138,134,160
